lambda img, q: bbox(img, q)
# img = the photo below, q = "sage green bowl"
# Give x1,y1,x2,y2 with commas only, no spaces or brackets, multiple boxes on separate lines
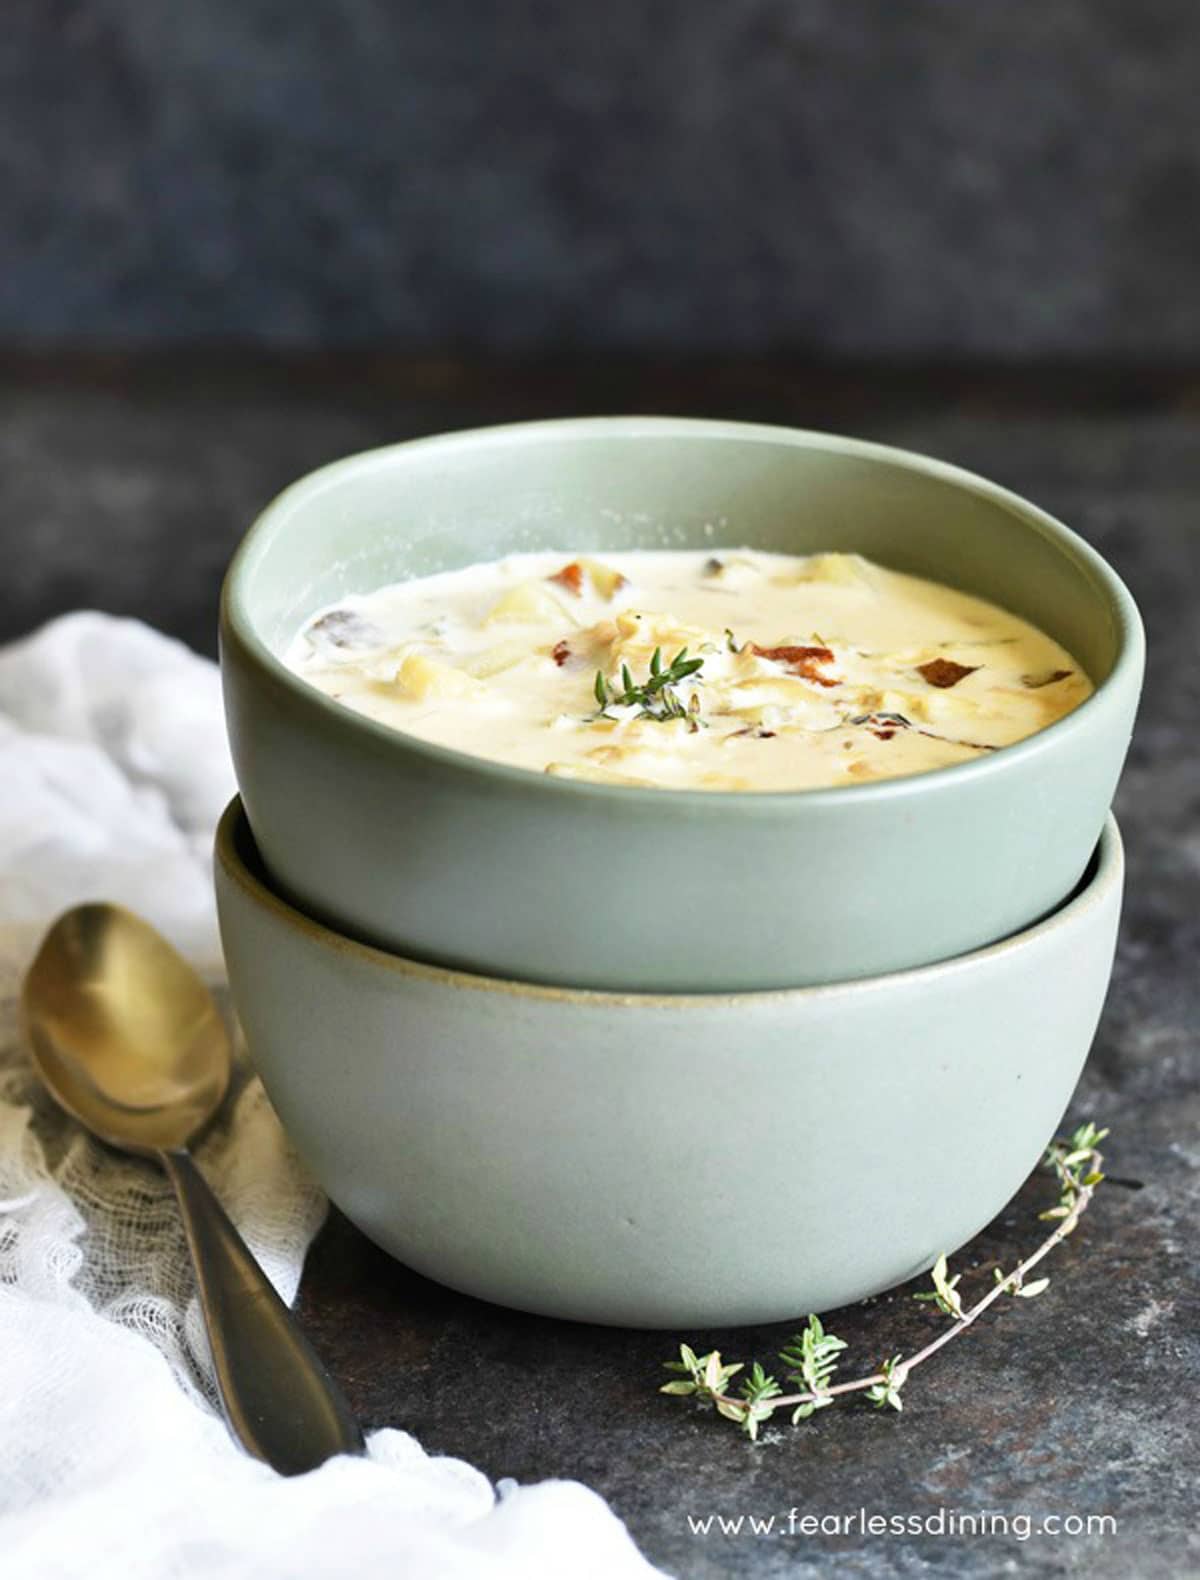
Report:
215,798,1123,1328
220,417,1142,993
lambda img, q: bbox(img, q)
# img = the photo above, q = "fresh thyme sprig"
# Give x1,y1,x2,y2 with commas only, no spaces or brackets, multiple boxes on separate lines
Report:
912,1253,965,1319
779,1314,847,1421
592,646,705,726
659,1121,1108,1441
1040,1121,1108,1227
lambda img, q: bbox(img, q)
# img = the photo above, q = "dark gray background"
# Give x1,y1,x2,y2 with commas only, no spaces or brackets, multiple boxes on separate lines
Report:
3,0,1198,354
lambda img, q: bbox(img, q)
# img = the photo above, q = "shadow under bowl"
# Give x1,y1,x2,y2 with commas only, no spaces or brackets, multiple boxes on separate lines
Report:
215,798,1123,1329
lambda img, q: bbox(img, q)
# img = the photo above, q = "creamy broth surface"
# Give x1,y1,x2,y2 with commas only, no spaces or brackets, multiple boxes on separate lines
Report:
285,551,1091,791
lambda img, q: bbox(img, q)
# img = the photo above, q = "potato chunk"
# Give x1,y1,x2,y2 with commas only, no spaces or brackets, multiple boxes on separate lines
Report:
394,653,480,700
485,581,578,627
580,557,628,600
547,557,628,600
461,639,535,678
773,552,875,588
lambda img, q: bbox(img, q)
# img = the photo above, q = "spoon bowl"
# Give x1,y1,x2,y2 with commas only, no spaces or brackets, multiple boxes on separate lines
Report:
23,903,229,1155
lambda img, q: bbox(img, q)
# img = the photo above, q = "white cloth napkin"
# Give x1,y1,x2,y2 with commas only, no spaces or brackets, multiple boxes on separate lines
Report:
0,614,663,1580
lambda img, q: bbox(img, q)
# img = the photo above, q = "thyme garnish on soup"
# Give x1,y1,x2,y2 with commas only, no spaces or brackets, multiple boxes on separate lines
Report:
592,647,706,727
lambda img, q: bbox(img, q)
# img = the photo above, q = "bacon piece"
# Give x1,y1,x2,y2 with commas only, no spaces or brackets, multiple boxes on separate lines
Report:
548,561,585,596
551,639,571,667
853,708,996,754
749,643,840,687
917,658,979,689
546,559,629,599
1022,668,1073,689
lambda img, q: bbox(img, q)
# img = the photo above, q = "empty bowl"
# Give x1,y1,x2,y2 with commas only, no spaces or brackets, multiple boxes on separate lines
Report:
220,417,1142,992
215,797,1123,1328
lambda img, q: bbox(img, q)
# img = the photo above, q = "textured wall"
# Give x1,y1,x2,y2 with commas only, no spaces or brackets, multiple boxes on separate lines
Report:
2,0,1198,353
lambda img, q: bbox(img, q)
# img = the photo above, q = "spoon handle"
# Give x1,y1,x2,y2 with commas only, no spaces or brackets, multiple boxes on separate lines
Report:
160,1147,366,1474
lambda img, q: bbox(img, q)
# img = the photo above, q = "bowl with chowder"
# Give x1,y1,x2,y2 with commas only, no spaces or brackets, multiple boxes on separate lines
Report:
219,417,1142,992
215,797,1124,1326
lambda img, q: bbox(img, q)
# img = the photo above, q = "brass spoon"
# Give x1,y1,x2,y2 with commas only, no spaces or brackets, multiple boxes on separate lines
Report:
21,902,365,1475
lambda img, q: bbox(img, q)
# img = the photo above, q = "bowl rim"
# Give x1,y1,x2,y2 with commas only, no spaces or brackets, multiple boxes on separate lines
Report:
216,797,1123,1009
221,415,1145,812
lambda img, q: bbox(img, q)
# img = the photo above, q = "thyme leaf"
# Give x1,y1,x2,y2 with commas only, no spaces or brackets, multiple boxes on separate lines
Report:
592,647,706,726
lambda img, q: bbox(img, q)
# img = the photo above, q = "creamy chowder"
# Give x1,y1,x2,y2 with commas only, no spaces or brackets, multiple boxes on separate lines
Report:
284,550,1091,792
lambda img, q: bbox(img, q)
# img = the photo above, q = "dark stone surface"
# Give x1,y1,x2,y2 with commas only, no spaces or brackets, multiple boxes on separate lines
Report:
3,2,1200,356
1,355,1196,1576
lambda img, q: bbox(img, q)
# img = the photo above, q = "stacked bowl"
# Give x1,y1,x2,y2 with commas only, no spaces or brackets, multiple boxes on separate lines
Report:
216,418,1142,1326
